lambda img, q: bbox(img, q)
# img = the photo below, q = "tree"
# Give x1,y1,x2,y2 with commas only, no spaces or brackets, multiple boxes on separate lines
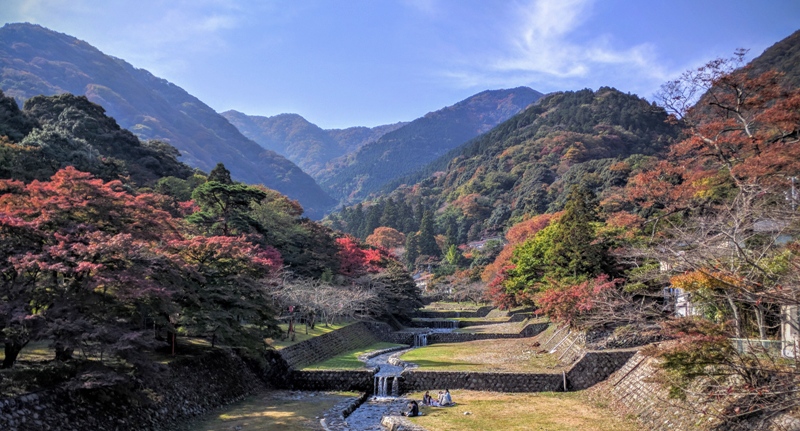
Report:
547,185,609,279
166,235,282,349
188,171,267,236
366,226,406,250
417,210,440,257
404,232,420,269
0,168,182,367
336,236,369,277
628,53,800,425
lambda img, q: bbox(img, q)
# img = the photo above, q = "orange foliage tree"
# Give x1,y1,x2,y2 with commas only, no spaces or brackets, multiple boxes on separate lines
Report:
366,226,406,250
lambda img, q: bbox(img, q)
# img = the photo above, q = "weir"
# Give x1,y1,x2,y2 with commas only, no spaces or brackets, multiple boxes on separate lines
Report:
374,375,400,397
429,320,459,329
413,333,428,347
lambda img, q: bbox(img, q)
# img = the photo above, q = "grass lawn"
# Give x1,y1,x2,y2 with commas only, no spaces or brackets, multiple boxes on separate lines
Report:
180,390,359,431
399,338,562,372
267,322,352,349
407,390,642,431
303,342,407,370
0,340,53,363
454,320,529,334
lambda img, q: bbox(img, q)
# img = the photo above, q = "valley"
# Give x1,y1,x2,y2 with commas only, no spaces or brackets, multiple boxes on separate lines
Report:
0,11,799,431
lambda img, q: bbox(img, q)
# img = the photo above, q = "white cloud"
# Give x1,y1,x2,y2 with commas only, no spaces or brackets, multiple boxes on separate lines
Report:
439,0,672,96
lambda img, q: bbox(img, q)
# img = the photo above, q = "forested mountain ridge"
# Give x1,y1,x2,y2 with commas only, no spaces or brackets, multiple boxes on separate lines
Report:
221,110,406,177
745,28,800,88
328,87,682,245
0,90,194,185
0,23,335,218
317,87,544,204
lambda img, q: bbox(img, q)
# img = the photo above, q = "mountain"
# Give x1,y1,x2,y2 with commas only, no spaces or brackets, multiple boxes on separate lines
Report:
327,87,682,240
316,87,544,203
220,110,406,177
746,28,800,88
0,23,335,218
0,89,194,185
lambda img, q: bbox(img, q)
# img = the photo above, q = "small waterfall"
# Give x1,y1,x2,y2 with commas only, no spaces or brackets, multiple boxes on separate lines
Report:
414,333,428,347
431,320,458,329
374,376,400,397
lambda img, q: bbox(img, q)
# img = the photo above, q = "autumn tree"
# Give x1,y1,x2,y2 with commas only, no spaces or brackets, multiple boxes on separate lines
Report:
628,53,800,425
366,226,406,250
0,168,182,367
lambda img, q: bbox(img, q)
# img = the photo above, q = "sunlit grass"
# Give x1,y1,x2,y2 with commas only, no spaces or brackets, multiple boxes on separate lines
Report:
454,320,529,334
399,338,562,372
267,322,353,349
406,390,642,431
0,340,53,363
303,342,407,370
179,391,359,431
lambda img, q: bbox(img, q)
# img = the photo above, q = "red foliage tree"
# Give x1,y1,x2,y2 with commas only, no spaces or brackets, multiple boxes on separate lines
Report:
535,275,618,326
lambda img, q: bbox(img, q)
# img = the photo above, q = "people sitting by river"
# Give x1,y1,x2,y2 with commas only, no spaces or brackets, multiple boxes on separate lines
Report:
422,391,433,406
440,389,453,406
404,400,419,417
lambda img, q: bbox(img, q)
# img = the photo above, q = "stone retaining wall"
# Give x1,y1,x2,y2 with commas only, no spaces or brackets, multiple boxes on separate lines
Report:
400,370,564,393
413,306,493,319
0,349,264,431
599,352,800,431
290,370,375,392
428,322,549,344
279,322,395,369
565,350,637,390
455,314,531,328
399,348,635,394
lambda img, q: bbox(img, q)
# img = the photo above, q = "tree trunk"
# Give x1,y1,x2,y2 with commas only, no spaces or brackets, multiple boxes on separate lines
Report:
2,342,23,369
54,345,74,361
754,305,767,340
726,293,742,338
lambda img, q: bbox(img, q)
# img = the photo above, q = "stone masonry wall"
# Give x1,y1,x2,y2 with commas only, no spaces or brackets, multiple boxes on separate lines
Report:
413,306,493,319
400,370,564,393
565,350,636,390
400,348,636,394
595,352,702,431
279,321,397,369
290,370,375,392
428,322,549,344
0,349,263,431
598,352,800,431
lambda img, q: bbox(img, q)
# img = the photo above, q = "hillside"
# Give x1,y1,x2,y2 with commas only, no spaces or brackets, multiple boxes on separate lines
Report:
0,90,194,185
746,28,800,88
328,87,682,241
0,23,335,218
221,110,405,177
317,87,544,203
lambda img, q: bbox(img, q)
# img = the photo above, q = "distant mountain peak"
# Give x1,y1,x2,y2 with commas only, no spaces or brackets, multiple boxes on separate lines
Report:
0,22,335,218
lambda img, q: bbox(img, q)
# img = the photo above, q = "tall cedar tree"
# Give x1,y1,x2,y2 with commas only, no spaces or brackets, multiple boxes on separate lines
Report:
417,210,440,257
548,185,609,279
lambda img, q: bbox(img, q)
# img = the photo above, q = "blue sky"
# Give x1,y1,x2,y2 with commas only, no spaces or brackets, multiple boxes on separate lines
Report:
2,0,799,129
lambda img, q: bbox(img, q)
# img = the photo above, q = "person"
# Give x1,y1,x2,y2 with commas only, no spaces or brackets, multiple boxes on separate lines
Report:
436,390,444,405
441,389,453,406
404,400,419,417
422,391,432,406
